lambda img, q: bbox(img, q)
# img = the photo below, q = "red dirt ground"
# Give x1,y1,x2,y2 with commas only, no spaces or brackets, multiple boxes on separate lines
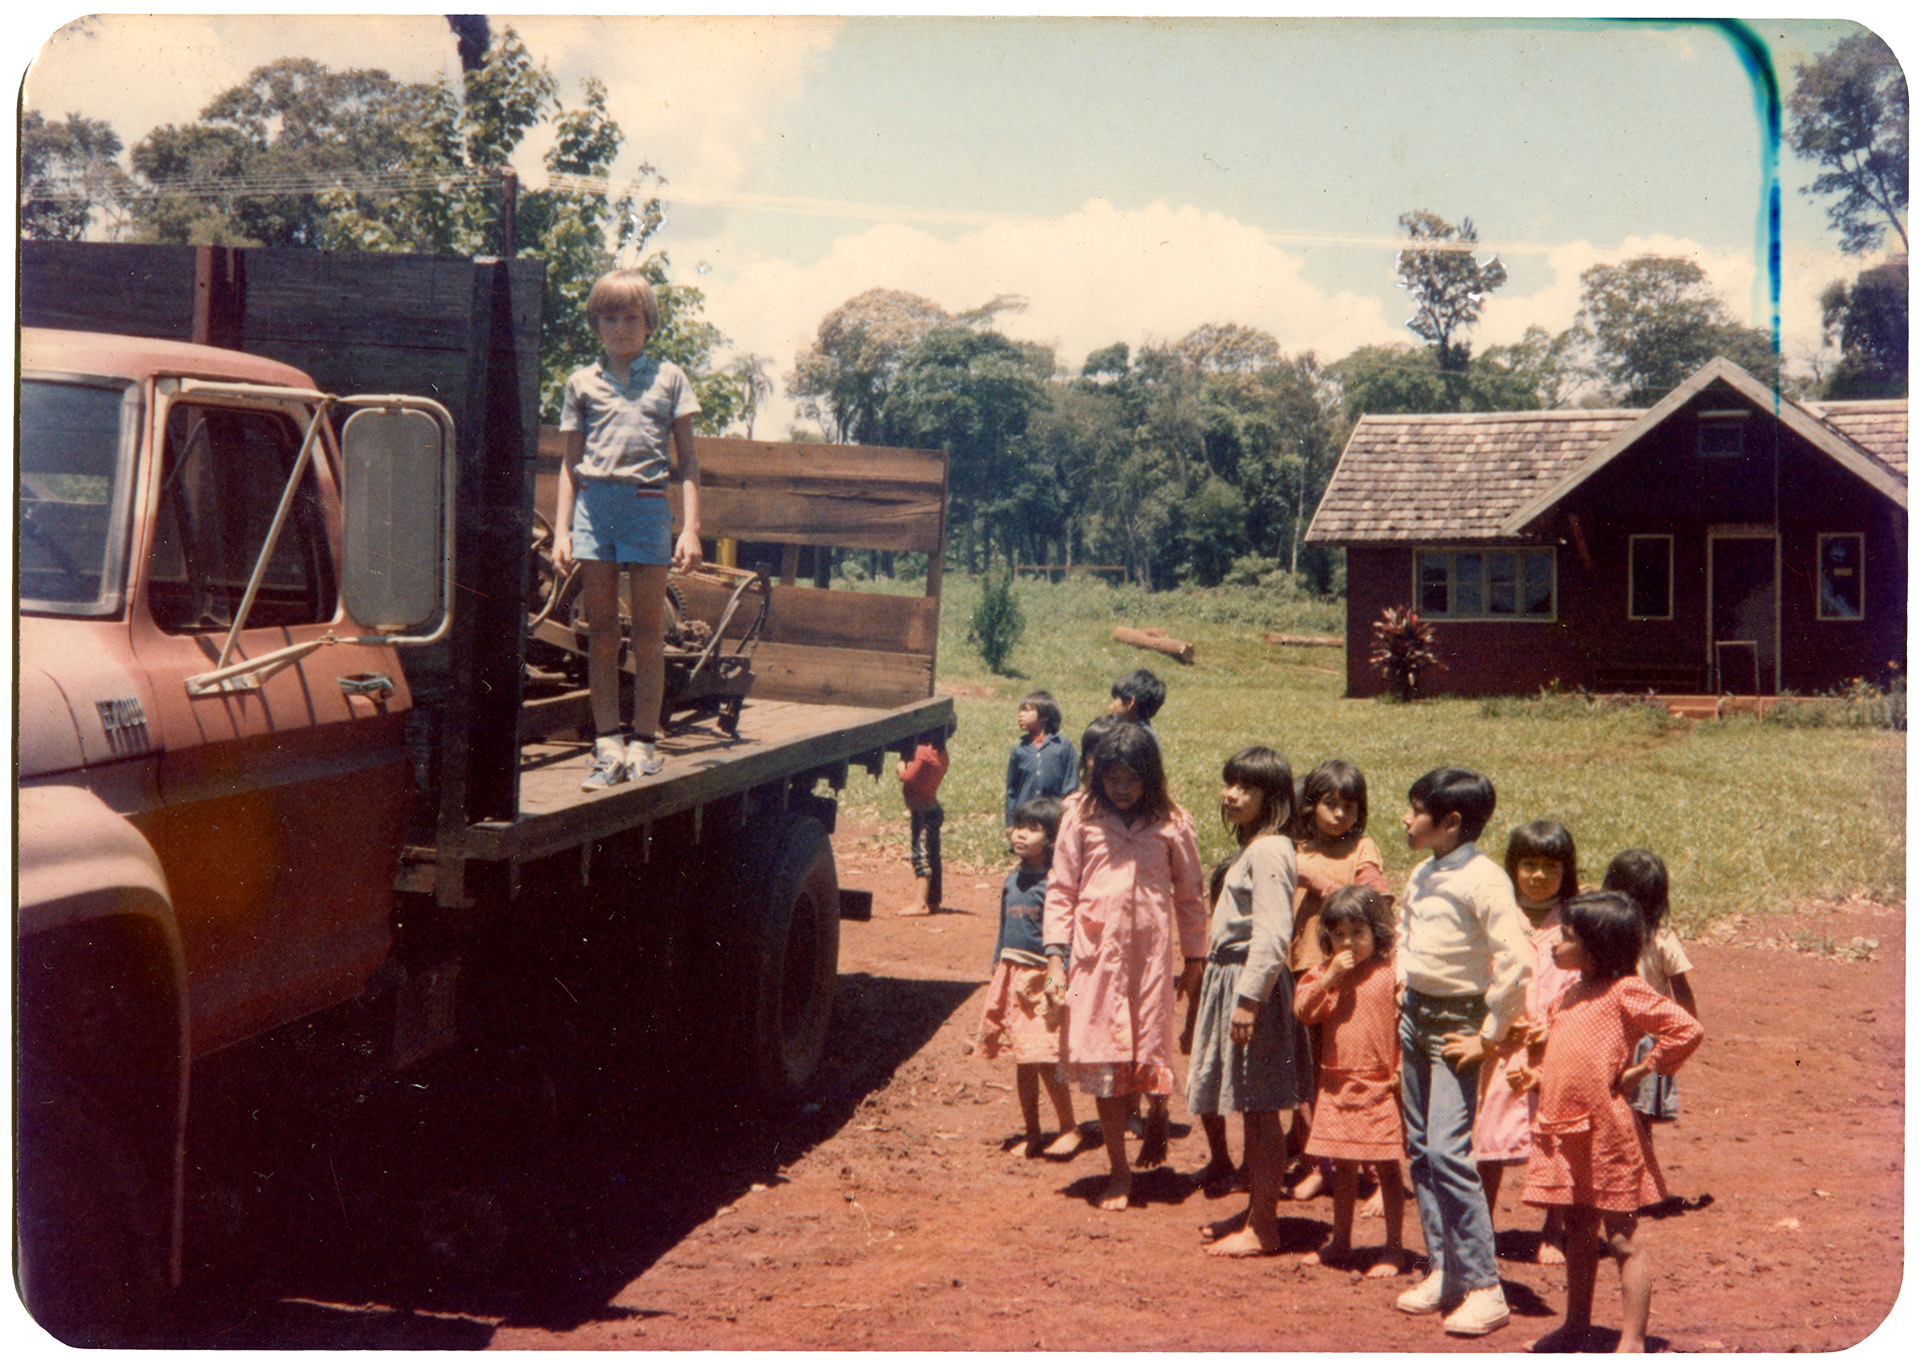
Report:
36,817,1905,1352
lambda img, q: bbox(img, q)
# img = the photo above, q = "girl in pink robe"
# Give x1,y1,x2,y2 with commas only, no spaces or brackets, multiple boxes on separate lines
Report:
1044,722,1207,1212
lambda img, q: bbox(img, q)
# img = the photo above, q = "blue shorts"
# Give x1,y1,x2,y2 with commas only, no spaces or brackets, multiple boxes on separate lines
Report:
572,480,672,566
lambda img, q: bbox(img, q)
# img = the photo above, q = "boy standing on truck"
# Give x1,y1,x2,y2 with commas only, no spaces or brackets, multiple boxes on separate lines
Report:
555,269,705,789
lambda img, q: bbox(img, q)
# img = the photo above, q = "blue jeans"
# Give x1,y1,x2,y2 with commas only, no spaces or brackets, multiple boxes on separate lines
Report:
909,803,943,906
1400,989,1498,1295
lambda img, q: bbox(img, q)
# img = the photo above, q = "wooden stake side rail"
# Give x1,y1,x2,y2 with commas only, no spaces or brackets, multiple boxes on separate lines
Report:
450,694,952,868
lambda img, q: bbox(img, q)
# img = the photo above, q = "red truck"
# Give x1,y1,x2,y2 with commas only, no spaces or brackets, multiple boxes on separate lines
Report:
16,298,952,1343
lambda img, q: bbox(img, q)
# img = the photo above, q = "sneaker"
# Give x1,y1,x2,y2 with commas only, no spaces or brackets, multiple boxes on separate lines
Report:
1441,1285,1510,1337
627,737,665,777
1394,1269,1447,1315
581,755,629,792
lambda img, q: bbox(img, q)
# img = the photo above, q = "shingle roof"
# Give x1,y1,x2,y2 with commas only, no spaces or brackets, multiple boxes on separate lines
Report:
1306,362,1909,546
1304,409,1638,544
1804,399,1909,478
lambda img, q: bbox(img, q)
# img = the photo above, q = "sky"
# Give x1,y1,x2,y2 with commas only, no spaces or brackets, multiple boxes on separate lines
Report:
15,10,1914,436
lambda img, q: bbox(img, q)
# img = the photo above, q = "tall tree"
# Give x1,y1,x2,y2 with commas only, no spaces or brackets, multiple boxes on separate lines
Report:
787,289,951,443
1571,256,1778,404
1787,29,1908,254
1819,257,1908,398
728,354,774,437
20,111,132,241
1394,210,1509,377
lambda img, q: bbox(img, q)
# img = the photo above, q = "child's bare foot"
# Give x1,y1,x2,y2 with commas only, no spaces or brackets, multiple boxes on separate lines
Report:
1366,1247,1411,1279
1303,1240,1349,1269
1205,1226,1279,1258
1357,1187,1384,1218
1098,1170,1133,1211
1042,1128,1081,1158
1535,1237,1566,1265
1136,1102,1169,1167
1289,1166,1328,1200
1527,1324,1599,1353
1199,1212,1247,1244
1022,1134,1048,1158
1192,1155,1239,1194
896,902,932,917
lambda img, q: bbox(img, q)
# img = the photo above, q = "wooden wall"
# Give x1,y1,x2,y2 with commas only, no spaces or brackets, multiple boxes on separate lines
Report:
536,429,948,708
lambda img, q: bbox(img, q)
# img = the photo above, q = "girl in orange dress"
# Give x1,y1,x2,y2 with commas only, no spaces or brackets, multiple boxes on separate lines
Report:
1510,891,1705,1353
1293,885,1407,1277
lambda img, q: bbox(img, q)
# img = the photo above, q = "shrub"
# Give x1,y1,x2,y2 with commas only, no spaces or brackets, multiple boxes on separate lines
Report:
1369,605,1443,702
968,571,1026,674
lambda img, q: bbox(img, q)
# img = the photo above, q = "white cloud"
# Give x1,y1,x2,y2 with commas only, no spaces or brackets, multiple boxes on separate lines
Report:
695,197,1406,435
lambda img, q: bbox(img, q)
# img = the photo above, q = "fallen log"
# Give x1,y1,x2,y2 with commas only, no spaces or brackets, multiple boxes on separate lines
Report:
1263,632,1344,648
1113,626,1194,664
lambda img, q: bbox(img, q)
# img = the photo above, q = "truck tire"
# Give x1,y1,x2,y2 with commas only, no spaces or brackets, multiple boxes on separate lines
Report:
16,1071,169,1346
709,811,841,1100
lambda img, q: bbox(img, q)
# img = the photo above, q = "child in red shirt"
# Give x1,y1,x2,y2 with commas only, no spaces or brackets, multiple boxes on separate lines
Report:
898,726,950,916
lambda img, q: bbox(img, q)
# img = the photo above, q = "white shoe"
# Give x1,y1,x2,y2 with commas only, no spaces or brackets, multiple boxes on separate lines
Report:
1442,1284,1510,1337
1395,1269,1447,1315
582,735,631,792
627,737,664,777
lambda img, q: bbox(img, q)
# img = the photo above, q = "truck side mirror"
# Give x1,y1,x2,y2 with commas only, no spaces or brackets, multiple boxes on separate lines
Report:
340,403,455,638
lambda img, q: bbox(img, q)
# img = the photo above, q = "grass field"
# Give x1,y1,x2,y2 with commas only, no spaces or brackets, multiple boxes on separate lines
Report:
835,574,1906,931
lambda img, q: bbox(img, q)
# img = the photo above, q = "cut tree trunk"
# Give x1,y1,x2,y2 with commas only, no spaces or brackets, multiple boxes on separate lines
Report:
1113,627,1194,664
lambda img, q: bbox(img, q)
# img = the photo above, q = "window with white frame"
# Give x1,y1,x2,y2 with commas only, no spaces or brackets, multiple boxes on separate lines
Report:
1629,535,1673,620
1817,533,1864,620
1415,547,1556,620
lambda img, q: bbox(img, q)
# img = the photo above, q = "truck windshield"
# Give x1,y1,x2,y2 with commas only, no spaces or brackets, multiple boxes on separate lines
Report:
19,377,138,617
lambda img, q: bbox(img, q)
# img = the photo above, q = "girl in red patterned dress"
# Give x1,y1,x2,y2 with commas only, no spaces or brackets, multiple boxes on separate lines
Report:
1510,891,1705,1353
1293,884,1408,1277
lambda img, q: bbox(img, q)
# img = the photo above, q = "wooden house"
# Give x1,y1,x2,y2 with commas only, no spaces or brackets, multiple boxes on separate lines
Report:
1304,358,1907,699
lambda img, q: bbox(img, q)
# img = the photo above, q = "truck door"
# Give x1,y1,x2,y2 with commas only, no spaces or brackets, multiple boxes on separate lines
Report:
128,388,415,1056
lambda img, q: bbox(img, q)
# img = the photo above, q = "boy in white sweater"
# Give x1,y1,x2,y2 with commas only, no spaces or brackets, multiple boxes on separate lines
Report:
1392,767,1533,1337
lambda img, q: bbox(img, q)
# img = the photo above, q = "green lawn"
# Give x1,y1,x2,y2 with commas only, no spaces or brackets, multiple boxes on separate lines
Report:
835,574,1906,932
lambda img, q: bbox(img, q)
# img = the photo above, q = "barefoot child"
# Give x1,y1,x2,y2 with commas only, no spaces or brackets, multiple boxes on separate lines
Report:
1602,849,1699,1145
1044,725,1207,1212
1512,891,1705,1353
1473,820,1582,1263
1287,759,1391,1201
896,726,949,916
1186,747,1299,1257
1393,767,1533,1338
1294,885,1408,1277
975,797,1078,1156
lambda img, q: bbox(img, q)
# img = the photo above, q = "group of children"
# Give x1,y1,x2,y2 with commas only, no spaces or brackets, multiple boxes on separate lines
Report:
949,674,1707,1349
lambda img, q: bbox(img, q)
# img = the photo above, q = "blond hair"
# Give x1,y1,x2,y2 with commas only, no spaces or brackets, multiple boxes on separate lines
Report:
585,269,660,331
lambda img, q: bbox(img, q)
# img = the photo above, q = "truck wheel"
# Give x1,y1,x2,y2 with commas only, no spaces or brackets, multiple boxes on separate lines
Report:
710,811,841,1099
16,1071,168,1345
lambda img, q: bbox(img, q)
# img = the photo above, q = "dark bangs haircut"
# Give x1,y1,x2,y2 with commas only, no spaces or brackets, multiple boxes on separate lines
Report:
1297,759,1369,840
1222,746,1295,839
1561,890,1644,981
1009,795,1063,848
1317,883,1395,959
1407,766,1497,844
1086,722,1170,822
1111,668,1166,721
1504,820,1580,903
1020,690,1063,735
1602,848,1671,933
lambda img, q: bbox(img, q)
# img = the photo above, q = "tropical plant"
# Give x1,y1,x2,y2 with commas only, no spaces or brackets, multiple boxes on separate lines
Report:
968,571,1026,674
1369,605,1443,702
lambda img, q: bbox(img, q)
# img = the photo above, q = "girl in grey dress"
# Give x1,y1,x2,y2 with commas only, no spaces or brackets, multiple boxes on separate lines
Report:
1189,746,1300,1257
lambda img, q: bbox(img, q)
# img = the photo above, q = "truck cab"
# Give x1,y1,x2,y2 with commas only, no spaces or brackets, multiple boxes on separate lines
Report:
17,329,449,1338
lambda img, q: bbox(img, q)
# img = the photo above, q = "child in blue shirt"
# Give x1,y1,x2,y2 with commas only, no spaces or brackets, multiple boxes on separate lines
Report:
554,269,704,790
1004,690,1076,825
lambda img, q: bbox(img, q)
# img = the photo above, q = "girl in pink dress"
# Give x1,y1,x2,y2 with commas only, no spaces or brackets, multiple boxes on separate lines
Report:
1293,885,1408,1277
1510,892,1705,1353
1044,723,1207,1212
1473,820,1582,1263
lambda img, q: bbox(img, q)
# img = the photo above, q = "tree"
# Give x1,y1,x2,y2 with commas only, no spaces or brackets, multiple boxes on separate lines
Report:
1820,257,1908,398
728,354,774,437
1394,211,1509,375
1788,30,1908,254
787,289,951,442
1572,256,1778,404
21,111,132,241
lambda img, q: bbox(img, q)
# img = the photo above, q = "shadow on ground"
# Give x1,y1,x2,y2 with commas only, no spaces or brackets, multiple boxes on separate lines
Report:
145,970,979,1348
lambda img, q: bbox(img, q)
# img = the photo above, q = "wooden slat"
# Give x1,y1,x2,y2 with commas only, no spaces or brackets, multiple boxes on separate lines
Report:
695,436,948,490
675,576,938,655
21,242,202,339
748,642,934,708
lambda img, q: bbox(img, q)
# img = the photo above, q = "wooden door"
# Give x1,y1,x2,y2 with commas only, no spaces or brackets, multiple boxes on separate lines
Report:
1708,532,1778,694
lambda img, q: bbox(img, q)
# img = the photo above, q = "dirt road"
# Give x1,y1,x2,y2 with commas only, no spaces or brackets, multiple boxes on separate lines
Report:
59,819,1904,1352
